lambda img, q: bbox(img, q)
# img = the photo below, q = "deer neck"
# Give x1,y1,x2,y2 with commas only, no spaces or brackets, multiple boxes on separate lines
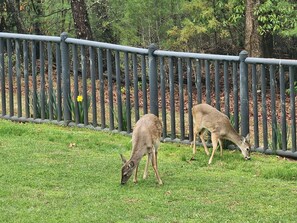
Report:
226,129,243,148
130,145,146,165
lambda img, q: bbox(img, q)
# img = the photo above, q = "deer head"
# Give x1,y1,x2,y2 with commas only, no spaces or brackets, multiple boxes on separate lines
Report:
238,134,251,160
120,154,136,185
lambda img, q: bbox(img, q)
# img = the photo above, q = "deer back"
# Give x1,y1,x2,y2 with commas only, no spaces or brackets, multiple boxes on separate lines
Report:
131,114,162,158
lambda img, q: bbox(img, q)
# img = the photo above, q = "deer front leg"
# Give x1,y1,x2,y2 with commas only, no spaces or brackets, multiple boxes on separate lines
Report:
208,134,219,165
143,153,151,179
219,139,223,157
151,147,163,185
133,164,139,183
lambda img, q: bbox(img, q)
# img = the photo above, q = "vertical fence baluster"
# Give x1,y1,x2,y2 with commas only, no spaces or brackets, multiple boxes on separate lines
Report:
23,41,29,118
169,57,175,140
40,41,45,120
178,58,184,140
72,45,79,124
196,59,202,104
48,42,53,120
16,40,22,117
252,64,259,148
0,38,5,116
261,64,268,150
115,50,123,131
279,65,287,151
187,58,193,141
224,61,229,117
107,49,114,130
141,55,148,114
160,56,167,139
133,53,139,121
81,46,88,125
56,43,62,122
205,60,211,105
232,62,239,132
269,65,277,150
215,60,220,110
124,52,131,133
289,66,296,152
7,39,13,117
89,46,97,127
32,41,37,119
98,48,105,129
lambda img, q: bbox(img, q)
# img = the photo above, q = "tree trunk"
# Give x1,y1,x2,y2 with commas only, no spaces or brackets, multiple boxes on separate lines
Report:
245,0,263,88
70,0,93,40
244,0,262,58
262,33,274,58
5,0,26,33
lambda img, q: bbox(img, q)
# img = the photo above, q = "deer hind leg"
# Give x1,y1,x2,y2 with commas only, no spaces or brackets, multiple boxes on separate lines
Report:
143,153,152,179
199,129,210,156
192,127,198,157
151,146,163,185
208,133,219,165
218,139,223,156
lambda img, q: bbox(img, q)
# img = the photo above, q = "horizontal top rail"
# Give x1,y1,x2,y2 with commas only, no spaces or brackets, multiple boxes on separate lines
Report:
66,37,149,55
0,32,60,42
245,57,297,66
154,50,240,61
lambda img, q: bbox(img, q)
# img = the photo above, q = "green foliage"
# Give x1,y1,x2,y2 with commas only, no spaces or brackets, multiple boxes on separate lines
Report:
254,0,297,36
113,102,130,131
167,0,245,52
270,123,290,152
29,90,59,119
286,81,297,94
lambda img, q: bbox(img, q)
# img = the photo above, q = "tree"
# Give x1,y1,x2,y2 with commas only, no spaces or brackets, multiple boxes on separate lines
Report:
166,0,246,54
254,0,297,58
4,0,26,33
70,0,93,40
245,0,262,57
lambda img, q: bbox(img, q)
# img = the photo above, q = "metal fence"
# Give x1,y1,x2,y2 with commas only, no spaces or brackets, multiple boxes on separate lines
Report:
0,32,296,158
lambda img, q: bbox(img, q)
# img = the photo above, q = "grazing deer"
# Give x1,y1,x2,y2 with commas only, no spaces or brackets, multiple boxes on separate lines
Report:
120,114,163,185
192,103,251,164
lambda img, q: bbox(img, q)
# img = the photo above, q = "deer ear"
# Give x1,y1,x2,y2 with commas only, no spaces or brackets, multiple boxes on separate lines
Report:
120,154,127,164
245,133,250,142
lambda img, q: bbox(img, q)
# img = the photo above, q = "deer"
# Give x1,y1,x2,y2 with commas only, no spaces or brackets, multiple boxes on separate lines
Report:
192,103,251,164
120,113,163,185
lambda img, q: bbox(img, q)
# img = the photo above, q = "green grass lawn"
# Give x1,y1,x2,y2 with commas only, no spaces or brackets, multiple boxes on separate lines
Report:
1,119,297,223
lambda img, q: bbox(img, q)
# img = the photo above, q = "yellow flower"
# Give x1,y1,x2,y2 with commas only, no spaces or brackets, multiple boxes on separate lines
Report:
77,95,83,102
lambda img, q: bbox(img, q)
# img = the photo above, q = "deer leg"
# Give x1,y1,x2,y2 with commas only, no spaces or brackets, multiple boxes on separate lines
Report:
133,164,139,183
151,147,163,185
219,139,223,157
143,153,151,179
199,130,210,156
192,129,197,155
208,134,219,165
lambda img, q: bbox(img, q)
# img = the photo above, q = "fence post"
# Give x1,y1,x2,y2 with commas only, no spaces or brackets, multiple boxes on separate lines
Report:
148,44,158,116
239,50,249,137
60,32,71,124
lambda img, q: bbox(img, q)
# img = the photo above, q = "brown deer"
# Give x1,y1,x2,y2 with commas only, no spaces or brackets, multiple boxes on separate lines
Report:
120,114,163,185
192,103,251,164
